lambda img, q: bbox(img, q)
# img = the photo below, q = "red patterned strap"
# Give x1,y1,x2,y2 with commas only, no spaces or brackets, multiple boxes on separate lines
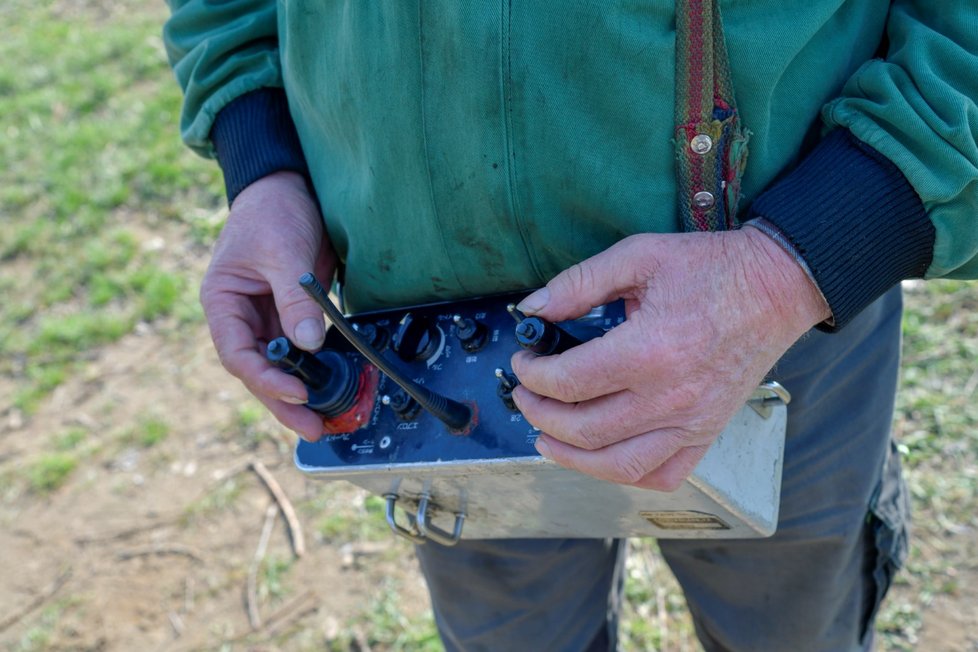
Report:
674,0,749,232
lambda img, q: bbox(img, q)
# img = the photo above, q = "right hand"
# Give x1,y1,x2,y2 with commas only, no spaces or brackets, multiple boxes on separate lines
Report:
200,171,336,441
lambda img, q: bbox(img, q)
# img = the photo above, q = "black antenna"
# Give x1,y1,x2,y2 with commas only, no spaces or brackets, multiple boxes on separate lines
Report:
299,273,473,432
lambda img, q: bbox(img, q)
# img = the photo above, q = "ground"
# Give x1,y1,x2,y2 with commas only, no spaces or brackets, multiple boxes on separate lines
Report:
1,1,977,650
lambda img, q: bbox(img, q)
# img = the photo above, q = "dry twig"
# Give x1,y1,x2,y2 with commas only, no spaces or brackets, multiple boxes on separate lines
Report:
116,543,204,563
249,459,305,558
0,566,72,633
75,458,260,545
170,590,319,652
168,611,186,638
259,589,319,638
247,503,278,630
184,575,196,614
74,513,181,545
353,626,374,652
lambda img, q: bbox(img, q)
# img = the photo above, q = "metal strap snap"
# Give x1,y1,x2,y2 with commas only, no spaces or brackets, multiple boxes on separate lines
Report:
693,191,716,209
690,134,713,155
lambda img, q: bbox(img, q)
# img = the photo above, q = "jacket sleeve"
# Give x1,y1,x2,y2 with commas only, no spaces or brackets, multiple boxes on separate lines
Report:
164,0,308,202
747,1,978,330
164,0,281,157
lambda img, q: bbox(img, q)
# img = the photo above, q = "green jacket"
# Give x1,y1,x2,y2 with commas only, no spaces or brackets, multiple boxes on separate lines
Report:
165,1,978,317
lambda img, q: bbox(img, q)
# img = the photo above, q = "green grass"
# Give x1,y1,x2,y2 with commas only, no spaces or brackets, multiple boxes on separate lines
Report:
14,601,66,652
621,542,696,650
307,490,393,544
13,365,68,414
259,556,294,605
26,453,78,493
182,478,245,523
134,417,169,448
0,0,222,411
30,313,134,356
873,279,978,651
233,400,289,451
54,428,87,452
328,579,441,652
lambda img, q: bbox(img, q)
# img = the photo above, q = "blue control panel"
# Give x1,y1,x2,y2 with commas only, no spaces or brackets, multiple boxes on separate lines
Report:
294,292,626,472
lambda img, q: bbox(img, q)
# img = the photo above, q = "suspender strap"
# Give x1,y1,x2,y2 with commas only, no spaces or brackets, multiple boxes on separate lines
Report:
674,0,749,232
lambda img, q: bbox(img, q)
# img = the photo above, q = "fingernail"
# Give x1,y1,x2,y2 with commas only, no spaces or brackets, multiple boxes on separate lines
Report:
297,429,321,443
281,395,306,405
509,354,523,377
294,318,325,350
516,288,550,315
535,437,553,459
509,384,522,405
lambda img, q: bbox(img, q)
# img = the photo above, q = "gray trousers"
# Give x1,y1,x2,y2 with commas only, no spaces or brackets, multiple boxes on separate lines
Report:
415,287,909,652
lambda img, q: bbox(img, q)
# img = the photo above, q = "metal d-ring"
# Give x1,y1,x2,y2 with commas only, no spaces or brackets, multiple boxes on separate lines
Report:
416,493,466,546
747,381,792,419
384,493,426,544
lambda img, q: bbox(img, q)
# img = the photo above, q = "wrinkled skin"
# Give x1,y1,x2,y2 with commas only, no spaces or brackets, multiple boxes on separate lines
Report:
199,171,336,441
509,229,830,491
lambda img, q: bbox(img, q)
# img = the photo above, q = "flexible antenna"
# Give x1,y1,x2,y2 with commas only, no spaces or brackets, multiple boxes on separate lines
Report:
299,273,473,432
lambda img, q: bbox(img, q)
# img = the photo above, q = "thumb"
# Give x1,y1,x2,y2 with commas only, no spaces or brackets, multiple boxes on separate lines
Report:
516,238,641,321
269,266,328,351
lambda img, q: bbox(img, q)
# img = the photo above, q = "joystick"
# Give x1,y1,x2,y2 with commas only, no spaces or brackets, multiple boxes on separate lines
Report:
266,338,360,417
507,304,585,355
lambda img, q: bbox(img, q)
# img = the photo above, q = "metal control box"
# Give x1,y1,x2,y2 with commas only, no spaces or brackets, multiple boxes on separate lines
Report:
294,292,787,543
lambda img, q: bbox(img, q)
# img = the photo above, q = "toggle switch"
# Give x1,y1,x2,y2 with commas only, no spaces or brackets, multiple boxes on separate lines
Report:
453,315,489,352
382,387,422,421
495,368,519,411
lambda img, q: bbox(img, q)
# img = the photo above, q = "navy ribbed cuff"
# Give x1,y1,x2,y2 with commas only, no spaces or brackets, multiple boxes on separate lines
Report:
747,129,934,331
210,88,310,204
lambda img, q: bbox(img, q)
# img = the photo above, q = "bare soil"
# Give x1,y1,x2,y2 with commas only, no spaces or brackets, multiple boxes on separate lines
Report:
0,233,431,651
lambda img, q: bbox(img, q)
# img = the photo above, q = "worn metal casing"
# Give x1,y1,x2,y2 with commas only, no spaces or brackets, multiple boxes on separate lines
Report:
293,292,787,541
297,402,785,539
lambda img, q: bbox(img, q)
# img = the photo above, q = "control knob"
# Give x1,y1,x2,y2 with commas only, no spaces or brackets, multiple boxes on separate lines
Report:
392,312,443,362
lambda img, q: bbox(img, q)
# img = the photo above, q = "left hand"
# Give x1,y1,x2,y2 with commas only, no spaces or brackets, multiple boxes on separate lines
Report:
509,227,830,491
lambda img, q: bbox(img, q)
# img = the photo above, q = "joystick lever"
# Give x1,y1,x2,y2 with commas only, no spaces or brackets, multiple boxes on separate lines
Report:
267,338,361,418
507,304,586,356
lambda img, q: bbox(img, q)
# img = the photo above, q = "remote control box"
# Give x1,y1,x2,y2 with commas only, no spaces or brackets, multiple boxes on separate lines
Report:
278,287,788,544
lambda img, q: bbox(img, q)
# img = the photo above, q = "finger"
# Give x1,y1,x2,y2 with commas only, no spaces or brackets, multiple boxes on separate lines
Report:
513,385,664,451
204,292,309,403
248,363,312,404
516,236,652,320
631,444,711,492
534,428,686,486
510,319,665,403
267,249,332,352
266,236,335,351
253,392,325,442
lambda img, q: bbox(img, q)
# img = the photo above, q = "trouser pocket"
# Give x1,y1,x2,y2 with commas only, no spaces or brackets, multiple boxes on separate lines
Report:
860,442,911,645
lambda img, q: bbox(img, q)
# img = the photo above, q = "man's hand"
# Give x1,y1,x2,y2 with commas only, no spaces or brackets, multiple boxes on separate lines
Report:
509,228,830,491
200,171,336,441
